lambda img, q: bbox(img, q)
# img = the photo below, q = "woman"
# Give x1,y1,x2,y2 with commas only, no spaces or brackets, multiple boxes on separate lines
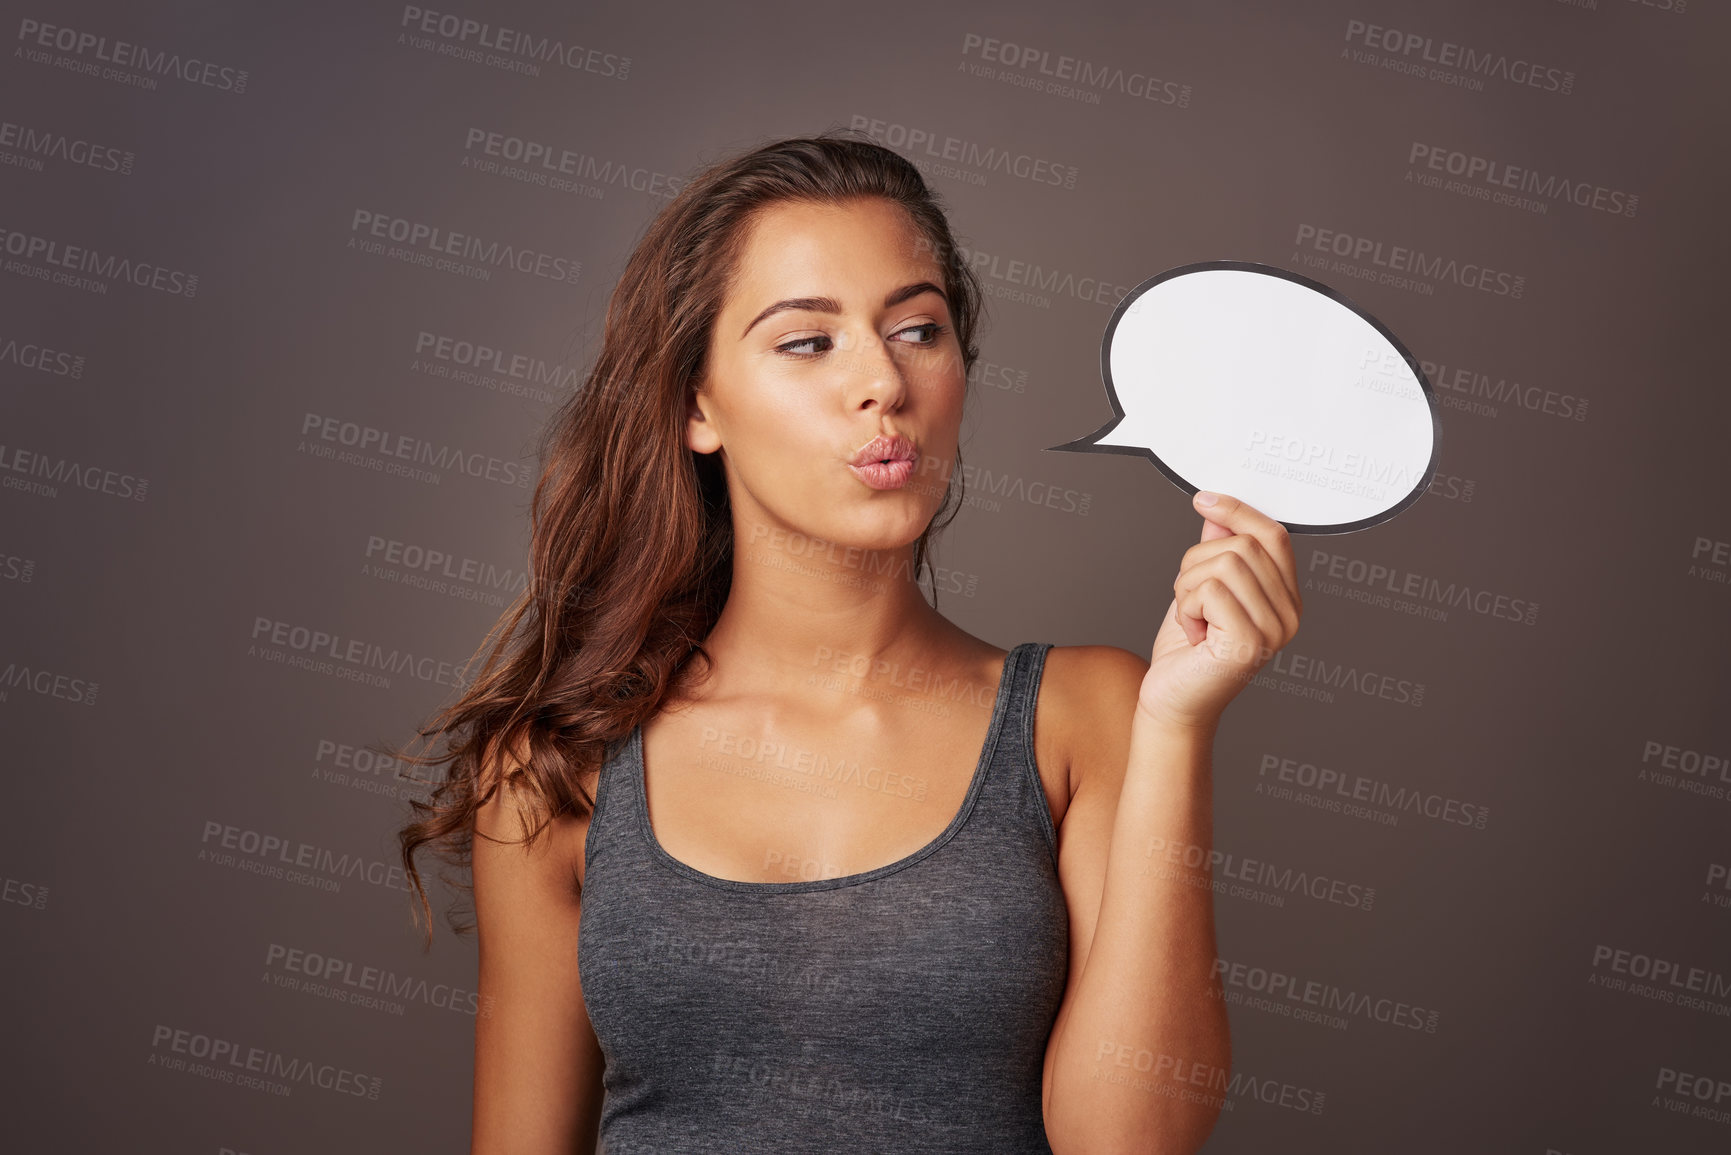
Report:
396,131,1302,1155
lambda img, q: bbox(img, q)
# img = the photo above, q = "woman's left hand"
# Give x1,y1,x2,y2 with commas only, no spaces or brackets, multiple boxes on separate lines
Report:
1137,490,1304,733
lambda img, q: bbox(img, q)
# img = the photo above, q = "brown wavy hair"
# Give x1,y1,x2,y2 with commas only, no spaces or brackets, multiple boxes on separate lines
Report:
389,129,989,944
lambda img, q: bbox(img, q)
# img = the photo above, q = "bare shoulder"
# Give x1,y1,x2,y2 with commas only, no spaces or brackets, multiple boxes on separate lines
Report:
473,733,602,891
1037,644,1149,803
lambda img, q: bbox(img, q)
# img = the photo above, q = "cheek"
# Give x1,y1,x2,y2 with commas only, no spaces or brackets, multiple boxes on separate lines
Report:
906,347,966,409
724,384,841,487
747,381,833,449
912,375,967,451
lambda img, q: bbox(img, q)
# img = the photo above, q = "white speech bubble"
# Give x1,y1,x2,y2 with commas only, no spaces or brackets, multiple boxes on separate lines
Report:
1050,260,1441,534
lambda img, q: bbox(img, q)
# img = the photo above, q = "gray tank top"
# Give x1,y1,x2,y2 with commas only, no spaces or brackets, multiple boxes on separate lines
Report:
578,641,1069,1154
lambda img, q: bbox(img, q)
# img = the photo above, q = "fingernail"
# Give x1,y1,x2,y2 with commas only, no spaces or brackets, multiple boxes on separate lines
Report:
1195,490,1219,506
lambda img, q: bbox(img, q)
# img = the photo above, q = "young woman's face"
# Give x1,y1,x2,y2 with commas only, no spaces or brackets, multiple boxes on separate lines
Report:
688,196,966,552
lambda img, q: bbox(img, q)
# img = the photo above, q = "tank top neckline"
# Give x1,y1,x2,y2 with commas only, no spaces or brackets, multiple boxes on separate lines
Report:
624,642,1031,894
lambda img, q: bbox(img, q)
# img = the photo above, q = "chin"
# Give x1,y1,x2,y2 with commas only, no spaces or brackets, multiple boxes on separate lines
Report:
824,509,929,553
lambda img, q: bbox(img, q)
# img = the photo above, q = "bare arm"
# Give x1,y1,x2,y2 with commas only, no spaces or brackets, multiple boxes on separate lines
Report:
1039,646,1229,1155
471,768,606,1154
1043,494,1303,1155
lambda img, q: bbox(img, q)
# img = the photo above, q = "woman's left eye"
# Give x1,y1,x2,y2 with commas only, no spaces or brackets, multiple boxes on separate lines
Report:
892,322,946,346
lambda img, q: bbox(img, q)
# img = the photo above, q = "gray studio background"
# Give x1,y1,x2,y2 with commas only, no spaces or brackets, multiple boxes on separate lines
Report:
4,1,1729,1152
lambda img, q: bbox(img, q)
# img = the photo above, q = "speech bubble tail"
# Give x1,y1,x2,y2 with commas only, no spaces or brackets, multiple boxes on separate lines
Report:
1046,414,1126,454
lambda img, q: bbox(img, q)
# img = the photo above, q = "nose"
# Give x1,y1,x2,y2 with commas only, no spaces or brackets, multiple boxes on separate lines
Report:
837,327,908,413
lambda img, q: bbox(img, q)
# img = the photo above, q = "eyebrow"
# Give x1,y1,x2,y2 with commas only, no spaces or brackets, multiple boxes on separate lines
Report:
740,281,948,340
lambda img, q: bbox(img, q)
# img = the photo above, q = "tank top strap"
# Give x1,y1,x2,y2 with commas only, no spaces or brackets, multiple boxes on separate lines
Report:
584,726,637,877
976,640,1059,861
995,641,1052,764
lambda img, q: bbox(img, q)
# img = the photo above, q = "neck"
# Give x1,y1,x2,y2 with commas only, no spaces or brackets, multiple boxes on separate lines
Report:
700,523,958,685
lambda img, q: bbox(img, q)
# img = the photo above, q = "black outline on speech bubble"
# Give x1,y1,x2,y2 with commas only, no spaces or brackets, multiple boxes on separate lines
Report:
1046,259,1443,536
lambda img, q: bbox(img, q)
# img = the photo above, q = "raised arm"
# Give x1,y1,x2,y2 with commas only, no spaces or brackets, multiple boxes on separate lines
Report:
1041,492,1303,1155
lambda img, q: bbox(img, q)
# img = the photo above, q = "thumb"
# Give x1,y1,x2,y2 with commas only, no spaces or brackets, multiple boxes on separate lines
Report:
1194,490,1233,541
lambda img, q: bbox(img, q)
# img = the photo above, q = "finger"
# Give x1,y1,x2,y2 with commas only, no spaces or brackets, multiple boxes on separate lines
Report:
1175,583,1207,646
1174,550,1289,650
1177,537,1301,642
1192,490,1299,608
1174,575,1265,666
1198,512,1232,543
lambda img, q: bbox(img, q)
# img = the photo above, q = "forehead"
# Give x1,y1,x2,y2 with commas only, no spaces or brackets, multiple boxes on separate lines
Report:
727,198,942,305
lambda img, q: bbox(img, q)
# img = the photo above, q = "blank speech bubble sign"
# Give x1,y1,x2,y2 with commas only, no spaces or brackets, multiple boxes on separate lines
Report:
1049,260,1441,534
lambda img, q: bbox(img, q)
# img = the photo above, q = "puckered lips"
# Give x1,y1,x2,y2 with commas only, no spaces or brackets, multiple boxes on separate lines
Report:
846,434,918,490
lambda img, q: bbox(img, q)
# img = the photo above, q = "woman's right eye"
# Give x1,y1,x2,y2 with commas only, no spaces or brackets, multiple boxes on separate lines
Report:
776,335,831,358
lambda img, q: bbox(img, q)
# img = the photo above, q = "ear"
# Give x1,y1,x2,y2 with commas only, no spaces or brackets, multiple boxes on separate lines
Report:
685,381,723,455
